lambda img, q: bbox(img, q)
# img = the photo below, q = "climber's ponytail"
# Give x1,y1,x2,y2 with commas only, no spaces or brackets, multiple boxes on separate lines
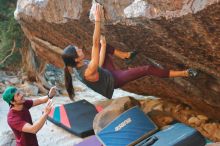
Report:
62,45,79,100
64,66,74,100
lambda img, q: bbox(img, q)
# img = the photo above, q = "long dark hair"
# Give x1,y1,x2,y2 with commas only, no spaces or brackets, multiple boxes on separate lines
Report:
62,45,78,100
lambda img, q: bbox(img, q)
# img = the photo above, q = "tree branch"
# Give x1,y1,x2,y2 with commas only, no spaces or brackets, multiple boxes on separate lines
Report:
0,40,16,65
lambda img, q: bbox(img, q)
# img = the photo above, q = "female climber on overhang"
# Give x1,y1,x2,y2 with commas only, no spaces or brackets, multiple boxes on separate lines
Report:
61,4,197,100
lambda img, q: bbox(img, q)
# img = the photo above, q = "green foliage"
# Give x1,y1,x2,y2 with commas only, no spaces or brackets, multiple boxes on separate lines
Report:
0,0,23,69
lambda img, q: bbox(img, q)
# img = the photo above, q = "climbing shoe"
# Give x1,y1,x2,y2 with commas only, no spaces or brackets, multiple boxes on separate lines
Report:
125,50,138,64
187,68,198,77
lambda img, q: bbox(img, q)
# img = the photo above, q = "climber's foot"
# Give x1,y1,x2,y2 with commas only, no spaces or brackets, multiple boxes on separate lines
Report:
187,68,198,77
125,50,138,64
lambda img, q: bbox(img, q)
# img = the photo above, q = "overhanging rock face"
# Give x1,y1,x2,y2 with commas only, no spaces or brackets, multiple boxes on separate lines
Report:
15,0,220,119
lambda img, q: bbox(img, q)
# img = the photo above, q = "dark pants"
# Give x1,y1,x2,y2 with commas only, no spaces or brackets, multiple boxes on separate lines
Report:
102,44,170,88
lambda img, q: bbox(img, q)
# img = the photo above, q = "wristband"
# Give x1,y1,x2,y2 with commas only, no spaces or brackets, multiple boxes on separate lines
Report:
47,93,53,99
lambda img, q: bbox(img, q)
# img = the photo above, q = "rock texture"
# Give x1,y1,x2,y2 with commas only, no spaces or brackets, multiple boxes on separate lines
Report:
14,0,220,119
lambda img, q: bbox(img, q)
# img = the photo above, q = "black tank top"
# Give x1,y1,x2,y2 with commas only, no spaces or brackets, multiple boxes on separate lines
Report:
75,60,115,99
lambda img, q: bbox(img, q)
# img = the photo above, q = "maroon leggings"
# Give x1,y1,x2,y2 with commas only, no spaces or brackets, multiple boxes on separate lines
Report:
102,44,170,88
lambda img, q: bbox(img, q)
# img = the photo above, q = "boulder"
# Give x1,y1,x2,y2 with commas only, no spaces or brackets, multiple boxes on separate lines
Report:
14,0,220,119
